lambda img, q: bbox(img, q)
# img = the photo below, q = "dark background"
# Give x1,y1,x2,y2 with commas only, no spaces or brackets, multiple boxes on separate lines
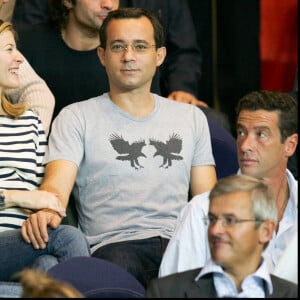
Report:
187,0,261,133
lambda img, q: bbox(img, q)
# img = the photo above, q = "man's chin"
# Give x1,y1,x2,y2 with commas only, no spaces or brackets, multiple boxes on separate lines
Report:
211,250,230,264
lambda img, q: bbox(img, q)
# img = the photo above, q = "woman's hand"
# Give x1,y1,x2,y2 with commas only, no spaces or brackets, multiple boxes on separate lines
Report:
4,190,66,217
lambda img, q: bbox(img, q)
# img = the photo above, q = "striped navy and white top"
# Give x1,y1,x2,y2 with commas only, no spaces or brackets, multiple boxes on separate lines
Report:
0,110,47,232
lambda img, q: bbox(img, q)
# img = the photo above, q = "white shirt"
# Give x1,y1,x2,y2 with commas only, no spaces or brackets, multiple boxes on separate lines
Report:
0,110,46,232
272,231,298,283
159,169,298,284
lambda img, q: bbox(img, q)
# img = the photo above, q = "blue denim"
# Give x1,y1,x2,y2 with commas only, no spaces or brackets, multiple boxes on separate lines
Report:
0,282,22,298
0,225,90,281
92,236,169,288
31,254,59,271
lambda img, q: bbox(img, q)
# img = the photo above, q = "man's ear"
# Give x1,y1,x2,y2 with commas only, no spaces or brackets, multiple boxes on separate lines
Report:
284,133,298,158
258,220,276,246
97,47,106,67
156,46,167,67
63,0,74,9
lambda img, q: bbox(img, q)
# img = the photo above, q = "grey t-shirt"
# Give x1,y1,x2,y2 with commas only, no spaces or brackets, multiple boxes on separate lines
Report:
45,93,215,251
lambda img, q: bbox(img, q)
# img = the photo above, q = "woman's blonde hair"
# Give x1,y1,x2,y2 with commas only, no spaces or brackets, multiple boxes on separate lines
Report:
0,19,26,118
16,268,84,298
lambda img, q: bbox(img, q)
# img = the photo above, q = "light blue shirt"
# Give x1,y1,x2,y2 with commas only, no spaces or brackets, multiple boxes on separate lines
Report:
195,258,273,298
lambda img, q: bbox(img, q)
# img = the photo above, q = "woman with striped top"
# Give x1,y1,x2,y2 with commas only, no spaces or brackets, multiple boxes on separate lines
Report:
0,20,90,283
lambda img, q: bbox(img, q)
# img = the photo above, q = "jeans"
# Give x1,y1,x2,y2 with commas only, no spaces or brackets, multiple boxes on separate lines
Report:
92,236,169,288
0,282,22,298
0,225,90,281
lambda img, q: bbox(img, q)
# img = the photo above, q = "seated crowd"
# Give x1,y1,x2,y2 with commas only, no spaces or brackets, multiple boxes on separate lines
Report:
0,0,298,298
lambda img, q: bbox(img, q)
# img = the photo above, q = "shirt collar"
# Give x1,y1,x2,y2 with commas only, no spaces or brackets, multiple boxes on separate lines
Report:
195,258,273,295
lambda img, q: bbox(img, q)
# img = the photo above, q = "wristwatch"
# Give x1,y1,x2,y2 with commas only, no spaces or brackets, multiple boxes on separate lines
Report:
0,190,6,209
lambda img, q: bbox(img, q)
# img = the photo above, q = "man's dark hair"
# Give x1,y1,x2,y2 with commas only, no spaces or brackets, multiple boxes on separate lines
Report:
48,0,76,31
235,90,298,142
99,7,165,50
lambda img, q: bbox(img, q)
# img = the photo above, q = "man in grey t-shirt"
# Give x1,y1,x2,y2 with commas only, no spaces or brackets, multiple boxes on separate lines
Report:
21,8,217,288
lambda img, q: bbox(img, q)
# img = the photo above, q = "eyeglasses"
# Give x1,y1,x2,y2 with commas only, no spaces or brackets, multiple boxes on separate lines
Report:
109,42,156,53
203,215,264,228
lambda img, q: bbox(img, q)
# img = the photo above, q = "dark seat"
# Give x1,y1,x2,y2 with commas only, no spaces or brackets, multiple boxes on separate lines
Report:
48,256,145,298
207,117,239,179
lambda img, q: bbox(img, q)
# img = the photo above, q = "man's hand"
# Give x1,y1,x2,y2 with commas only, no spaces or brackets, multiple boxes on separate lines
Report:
168,91,208,107
21,209,62,250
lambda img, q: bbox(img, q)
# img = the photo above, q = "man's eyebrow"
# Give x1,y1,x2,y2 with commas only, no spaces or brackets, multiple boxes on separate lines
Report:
252,126,271,131
110,39,124,43
237,123,270,130
110,39,149,43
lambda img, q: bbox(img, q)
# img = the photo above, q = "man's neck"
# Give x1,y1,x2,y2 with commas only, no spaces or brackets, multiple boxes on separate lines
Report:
275,176,289,225
261,169,289,224
61,24,99,51
108,90,155,118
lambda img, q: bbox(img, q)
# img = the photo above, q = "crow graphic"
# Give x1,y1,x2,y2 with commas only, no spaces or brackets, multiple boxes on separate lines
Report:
149,133,183,168
109,134,146,169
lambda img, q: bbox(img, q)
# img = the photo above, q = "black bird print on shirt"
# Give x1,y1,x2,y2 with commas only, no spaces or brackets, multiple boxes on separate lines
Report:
150,133,183,168
110,134,146,169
